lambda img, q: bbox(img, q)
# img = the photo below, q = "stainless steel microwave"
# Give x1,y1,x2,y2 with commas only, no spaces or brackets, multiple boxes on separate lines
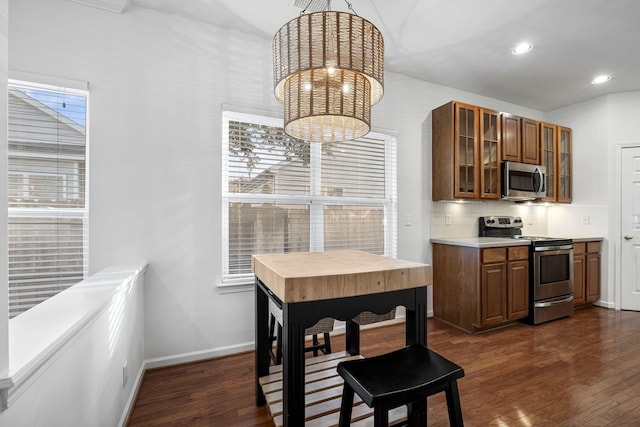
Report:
502,161,546,201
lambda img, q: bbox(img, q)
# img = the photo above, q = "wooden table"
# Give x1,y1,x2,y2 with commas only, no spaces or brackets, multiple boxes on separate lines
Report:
253,250,432,426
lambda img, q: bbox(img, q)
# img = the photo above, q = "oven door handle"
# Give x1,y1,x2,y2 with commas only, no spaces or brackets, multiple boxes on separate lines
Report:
534,295,574,308
534,244,574,252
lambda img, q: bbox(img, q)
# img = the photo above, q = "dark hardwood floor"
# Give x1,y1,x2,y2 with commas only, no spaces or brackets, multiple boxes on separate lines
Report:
127,306,640,426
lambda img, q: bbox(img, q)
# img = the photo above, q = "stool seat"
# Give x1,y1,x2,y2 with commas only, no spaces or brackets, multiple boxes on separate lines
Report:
337,344,465,427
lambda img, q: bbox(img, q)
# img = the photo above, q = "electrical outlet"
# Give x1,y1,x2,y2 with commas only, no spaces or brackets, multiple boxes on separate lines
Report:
582,215,590,225
122,361,128,388
445,215,451,226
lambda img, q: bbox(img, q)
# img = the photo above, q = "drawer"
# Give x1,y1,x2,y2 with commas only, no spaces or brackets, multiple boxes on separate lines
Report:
482,247,506,263
587,241,601,253
573,242,586,255
508,246,529,261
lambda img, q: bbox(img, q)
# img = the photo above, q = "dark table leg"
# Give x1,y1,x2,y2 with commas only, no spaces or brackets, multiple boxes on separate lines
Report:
255,279,270,406
282,303,306,427
405,286,428,346
345,319,360,356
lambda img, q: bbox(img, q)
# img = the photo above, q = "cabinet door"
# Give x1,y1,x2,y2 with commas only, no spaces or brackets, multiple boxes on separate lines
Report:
573,254,586,306
501,113,521,162
480,109,501,199
586,253,601,302
454,103,479,198
507,260,529,320
481,262,507,325
557,126,572,203
521,118,540,165
540,123,557,202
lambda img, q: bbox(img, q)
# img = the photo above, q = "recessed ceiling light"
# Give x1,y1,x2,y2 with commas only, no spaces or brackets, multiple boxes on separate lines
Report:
591,75,611,85
512,43,533,55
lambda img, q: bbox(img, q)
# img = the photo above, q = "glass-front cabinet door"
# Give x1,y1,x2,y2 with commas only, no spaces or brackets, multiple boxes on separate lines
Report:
557,126,572,203
480,109,501,199
540,123,557,202
454,103,479,198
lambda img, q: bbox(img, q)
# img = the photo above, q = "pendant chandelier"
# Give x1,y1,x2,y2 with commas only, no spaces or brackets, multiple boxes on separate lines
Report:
273,0,384,142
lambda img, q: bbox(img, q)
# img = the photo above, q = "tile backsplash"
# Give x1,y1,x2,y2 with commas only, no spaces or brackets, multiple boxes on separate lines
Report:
430,201,549,238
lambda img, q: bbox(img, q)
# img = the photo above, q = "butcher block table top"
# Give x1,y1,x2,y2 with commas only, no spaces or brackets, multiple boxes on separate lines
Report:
251,249,432,303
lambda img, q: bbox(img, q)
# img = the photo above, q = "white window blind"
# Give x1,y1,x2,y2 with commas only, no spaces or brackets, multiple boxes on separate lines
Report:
221,111,396,288
7,81,89,318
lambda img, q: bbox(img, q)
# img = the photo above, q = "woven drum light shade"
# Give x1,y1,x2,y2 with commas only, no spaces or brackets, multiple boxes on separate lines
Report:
273,11,384,142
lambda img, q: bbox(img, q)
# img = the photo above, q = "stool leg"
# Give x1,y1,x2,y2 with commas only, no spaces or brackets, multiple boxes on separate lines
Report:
312,334,320,357
445,380,464,427
268,314,277,365
276,323,283,365
323,332,332,354
407,400,427,426
338,384,355,427
373,406,389,427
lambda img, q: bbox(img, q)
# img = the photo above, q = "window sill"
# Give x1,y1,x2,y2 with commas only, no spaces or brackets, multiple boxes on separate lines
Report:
218,275,255,294
0,262,147,410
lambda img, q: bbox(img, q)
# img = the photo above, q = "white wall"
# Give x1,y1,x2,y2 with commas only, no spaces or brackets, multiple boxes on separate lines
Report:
0,267,145,427
546,97,611,306
0,0,9,381
374,74,545,265
10,0,612,368
545,92,640,307
10,0,273,361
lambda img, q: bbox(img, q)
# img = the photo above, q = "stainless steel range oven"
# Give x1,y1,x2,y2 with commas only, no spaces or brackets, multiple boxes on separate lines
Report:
479,216,574,324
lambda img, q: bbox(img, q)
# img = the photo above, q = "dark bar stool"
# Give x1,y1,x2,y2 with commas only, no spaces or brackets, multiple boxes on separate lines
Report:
337,344,465,427
268,312,334,364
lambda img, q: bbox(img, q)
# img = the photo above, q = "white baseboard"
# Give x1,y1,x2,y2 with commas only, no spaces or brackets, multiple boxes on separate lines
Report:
594,300,615,309
144,341,255,370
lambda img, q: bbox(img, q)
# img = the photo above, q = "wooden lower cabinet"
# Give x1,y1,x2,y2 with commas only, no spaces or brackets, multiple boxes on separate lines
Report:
433,243,529,332
507,259,529,319
481,262,507,325
573,240,601,307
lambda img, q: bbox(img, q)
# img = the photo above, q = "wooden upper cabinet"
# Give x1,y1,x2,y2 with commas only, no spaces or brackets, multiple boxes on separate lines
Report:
521,118,540,164
540,122,572,203
502,114,540,164
432,100,571,203
501,113,521,162
480,109,501,199
540,123,557,202
557,126,573,203
432,101,479,200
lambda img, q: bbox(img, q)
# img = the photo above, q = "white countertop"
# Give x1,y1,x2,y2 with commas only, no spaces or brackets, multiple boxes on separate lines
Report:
431,236,604,248
430,237,530,248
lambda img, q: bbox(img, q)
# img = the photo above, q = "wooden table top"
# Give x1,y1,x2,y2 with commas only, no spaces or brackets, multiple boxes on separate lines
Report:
251,250,432,303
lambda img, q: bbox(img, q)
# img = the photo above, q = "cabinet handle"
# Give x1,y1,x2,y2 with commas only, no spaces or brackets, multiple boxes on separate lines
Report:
625,234,633,240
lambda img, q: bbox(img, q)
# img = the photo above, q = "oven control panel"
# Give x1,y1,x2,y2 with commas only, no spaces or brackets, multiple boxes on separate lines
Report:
480,216,523,228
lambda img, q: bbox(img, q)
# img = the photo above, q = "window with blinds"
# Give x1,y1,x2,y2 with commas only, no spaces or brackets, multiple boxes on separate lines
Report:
7,81,89,318
221,111,396,287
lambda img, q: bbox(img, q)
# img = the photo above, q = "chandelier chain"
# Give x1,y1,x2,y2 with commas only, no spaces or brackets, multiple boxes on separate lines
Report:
344,0,358,15
300,0,313,16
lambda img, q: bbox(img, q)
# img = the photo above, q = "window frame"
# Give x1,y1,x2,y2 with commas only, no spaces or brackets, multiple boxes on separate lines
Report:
7,79,90,317
220,110,396,292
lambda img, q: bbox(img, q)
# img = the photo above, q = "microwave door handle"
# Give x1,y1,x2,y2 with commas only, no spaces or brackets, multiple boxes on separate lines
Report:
533,166,543,193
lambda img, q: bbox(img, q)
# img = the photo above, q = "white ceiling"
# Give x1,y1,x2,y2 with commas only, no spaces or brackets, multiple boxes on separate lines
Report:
127,0,640,112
